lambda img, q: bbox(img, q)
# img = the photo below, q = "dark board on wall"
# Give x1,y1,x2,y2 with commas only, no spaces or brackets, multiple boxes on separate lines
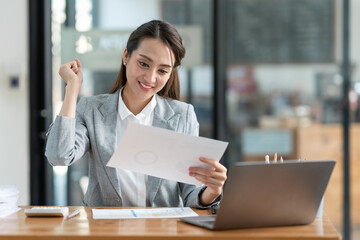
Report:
227,0,334,63
162,0,334,64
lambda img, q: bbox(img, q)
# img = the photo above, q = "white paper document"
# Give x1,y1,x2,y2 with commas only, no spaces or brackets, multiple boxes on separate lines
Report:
107,123,228,185
92,207,198,219
0,207,21,218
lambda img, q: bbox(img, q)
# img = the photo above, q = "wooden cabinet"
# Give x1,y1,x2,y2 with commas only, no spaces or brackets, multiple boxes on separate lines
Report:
296,124,360,229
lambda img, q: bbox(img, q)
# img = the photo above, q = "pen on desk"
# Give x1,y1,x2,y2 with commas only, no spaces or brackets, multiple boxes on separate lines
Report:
265,155,270,164
66,210,80,219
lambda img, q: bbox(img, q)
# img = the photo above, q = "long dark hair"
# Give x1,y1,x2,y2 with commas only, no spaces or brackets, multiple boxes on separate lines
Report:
109,20,186,100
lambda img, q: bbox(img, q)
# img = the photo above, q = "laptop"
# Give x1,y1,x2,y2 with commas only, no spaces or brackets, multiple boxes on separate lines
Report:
181,159,335,230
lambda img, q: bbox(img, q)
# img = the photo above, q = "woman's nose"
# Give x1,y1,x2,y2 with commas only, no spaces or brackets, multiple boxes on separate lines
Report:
144,69,157,83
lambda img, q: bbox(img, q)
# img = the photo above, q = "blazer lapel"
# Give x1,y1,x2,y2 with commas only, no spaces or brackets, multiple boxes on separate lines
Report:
95,90,122,199
149,95,180,204
152,95,180,130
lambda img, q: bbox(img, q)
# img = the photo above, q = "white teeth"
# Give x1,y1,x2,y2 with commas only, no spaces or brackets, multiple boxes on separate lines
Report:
140,82,152,89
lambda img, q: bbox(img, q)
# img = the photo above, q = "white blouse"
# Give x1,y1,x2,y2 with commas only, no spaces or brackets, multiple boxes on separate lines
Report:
115,88,157,207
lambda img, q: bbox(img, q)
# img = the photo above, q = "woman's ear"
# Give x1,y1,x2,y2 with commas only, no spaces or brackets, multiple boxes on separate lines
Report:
122,48,128,64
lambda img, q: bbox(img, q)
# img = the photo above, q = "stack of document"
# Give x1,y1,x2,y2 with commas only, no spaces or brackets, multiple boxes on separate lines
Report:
0,185,20,218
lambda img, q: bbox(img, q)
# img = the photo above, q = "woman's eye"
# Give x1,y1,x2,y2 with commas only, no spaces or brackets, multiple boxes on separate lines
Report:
139,61,149,67
158,69,168,74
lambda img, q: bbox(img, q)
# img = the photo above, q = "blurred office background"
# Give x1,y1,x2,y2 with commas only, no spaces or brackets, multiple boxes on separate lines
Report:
0,0,359,239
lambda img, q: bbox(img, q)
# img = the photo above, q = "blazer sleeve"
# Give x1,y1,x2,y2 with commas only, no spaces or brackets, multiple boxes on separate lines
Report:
178,104,222,209
45,97,90,166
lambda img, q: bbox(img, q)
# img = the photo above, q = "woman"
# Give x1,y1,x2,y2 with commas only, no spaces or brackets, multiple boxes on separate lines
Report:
46,20,227,208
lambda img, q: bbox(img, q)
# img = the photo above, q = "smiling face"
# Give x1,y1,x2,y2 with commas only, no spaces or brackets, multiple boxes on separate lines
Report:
122,37,174,112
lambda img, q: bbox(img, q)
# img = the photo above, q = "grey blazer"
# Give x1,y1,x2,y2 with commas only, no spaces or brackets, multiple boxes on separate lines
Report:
45,90,219,208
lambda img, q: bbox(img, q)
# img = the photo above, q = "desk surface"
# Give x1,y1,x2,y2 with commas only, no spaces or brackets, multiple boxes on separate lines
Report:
0,206,341,240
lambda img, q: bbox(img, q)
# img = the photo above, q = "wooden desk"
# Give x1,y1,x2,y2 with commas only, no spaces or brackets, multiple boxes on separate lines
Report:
0,206,341,240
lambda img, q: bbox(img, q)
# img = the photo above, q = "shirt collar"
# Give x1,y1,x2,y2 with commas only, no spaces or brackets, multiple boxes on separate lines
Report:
118,88,157,120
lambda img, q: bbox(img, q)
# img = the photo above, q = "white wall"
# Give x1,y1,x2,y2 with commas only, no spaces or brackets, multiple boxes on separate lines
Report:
0,0,29,205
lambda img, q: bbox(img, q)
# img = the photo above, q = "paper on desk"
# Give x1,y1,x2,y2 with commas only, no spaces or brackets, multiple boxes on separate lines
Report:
92,207,198,219
107,122,228,186
0,207,20,218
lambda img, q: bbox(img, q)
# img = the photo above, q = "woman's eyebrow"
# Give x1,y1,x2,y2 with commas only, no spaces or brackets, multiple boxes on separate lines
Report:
139,54,172,68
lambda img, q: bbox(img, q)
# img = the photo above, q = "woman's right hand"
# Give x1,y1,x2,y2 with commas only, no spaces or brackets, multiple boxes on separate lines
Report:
59,58,83,93
58,58,83,118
